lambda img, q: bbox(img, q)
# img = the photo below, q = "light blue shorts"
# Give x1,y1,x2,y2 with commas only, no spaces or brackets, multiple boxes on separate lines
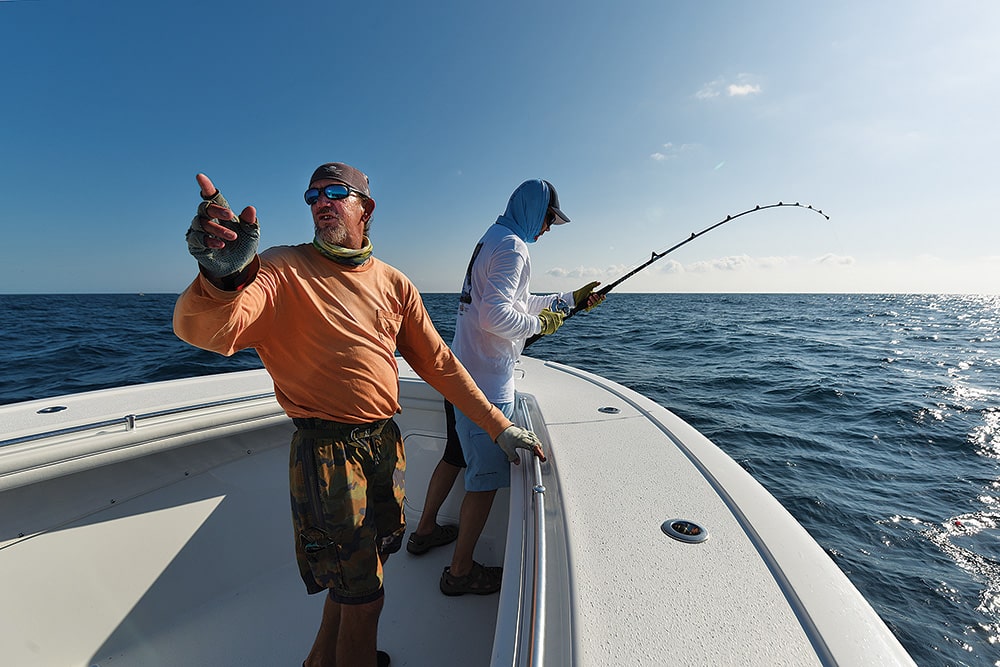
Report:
455,402,515,492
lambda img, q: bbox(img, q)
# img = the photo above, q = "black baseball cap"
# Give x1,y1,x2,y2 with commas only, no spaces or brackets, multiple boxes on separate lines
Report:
543,180,570,224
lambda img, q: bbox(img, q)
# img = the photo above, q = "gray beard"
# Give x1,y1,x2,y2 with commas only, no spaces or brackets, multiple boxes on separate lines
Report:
315,223,348,247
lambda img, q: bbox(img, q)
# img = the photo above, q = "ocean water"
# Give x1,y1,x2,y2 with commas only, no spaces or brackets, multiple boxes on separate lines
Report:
2,292,999,666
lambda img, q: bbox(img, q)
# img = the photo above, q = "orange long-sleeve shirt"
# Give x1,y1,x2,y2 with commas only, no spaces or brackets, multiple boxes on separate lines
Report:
173,244,511,440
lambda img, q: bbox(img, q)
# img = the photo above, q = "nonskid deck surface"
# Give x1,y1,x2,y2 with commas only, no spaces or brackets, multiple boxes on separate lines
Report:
384,430,507,666
402,356,917,667
1,378,505,667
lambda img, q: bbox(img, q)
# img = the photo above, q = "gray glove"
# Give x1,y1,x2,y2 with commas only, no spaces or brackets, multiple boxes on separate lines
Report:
186,189,259,278
495,425,546,464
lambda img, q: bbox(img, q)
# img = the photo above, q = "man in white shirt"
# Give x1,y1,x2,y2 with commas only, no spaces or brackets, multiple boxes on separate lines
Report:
407,179,602,595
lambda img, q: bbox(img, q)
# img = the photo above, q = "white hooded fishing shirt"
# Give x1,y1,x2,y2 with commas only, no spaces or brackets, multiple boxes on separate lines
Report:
451,222,573,404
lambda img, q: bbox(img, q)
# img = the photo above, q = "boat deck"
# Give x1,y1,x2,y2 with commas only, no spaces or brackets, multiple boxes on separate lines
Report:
0,360,916,666
0,371,506,667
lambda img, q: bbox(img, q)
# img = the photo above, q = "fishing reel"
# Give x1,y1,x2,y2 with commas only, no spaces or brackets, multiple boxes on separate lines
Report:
551,295,572,316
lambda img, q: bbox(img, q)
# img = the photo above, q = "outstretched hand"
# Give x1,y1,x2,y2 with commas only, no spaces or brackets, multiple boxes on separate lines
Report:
193,173,258,249
186,174,261,278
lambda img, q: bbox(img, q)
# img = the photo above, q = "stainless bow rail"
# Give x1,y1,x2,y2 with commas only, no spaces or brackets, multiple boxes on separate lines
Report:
0,392,276,449
516,394,548,667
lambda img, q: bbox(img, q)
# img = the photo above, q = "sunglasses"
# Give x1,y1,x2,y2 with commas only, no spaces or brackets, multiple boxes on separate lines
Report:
304,184,363,206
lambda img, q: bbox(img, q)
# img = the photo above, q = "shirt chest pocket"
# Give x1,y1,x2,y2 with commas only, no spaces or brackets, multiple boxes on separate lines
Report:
376,309,403,344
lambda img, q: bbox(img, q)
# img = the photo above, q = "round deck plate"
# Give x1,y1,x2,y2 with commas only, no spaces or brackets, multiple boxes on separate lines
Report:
661,519,709,543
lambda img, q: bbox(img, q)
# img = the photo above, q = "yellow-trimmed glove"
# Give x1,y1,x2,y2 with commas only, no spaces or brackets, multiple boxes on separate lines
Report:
495,425,546,464
538,308,565,335
572,281,605,312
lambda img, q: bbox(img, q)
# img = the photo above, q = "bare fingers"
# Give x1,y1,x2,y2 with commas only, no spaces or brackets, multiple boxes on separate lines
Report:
196,173,216,198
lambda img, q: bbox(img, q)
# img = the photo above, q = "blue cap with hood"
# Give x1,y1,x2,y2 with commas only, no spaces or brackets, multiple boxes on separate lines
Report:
494,179,552,244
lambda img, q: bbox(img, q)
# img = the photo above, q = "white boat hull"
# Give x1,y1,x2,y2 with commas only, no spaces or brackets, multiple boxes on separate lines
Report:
0,357,915,666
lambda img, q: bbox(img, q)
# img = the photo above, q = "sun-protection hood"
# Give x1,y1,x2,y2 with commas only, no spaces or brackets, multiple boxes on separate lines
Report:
495,179,553,244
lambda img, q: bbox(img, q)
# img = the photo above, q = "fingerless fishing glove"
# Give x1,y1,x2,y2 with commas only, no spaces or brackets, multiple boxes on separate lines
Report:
572,281,604,312
538,308,565,335
495,425,544,464
186,189,259,278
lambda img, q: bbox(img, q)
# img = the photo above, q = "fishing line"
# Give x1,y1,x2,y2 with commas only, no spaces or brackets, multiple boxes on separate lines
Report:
524,201,830,348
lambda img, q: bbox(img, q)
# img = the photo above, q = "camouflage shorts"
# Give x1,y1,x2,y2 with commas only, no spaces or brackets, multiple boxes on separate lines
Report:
289,417,406,604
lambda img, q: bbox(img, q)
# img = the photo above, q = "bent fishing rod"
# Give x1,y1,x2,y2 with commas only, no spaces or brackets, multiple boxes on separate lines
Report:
524,201,830,348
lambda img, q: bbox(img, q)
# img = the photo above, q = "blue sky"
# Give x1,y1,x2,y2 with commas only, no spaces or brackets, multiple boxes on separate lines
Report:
2,0,998,294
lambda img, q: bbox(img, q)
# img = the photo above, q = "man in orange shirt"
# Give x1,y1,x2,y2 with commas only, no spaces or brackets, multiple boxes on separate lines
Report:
174,162,545,667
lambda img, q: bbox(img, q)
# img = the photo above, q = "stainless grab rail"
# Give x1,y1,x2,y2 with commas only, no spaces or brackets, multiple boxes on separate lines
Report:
517,394,547,667
0,392,276,448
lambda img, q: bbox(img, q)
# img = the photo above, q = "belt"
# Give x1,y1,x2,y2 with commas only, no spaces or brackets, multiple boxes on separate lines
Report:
292,417,391,441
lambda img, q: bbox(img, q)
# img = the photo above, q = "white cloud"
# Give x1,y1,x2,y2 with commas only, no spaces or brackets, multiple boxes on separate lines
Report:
728,83,761,97
696,75,762,100
650,142,701,161
688,254,756,272
550,255,860,280
527,252,999,294
814,253,855,266
695,79,724,100
529,254,994,295
756,255,791,269
659,259,684,274
545,266,606,279
548,254,857,285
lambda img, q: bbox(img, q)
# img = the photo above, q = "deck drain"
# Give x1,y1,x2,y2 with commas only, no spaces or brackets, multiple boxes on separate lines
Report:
597,406,620,414
37,406,68,414
661,519,709,544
